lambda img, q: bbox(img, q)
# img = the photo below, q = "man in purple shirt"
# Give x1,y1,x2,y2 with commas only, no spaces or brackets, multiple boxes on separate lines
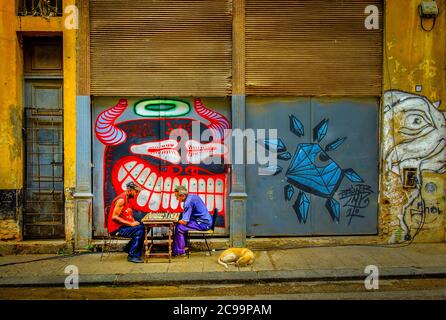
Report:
172,185,212,257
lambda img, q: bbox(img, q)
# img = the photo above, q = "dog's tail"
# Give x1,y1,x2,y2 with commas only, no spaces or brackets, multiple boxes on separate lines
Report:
218,256,229,269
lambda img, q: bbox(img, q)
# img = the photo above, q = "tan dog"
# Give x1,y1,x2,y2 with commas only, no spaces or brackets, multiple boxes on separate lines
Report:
217,247,255,269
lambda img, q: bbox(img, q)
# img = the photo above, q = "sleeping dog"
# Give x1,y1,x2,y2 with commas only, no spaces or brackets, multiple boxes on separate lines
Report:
217,247,256,269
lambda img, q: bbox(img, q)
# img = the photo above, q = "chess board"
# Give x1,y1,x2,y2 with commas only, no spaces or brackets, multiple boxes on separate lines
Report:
142,212,181,223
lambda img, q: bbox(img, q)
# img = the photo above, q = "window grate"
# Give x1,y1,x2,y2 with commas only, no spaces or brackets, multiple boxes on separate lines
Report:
18,0,63,17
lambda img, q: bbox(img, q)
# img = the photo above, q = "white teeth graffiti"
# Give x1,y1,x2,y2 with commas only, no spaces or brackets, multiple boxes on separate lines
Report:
144,172,157,190
170,178,180,210
162,177,172,209
130,138,228,164
184,140,229,164
130,139,181,164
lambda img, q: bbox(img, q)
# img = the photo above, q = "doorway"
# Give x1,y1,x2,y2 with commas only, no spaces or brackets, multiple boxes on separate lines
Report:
23,37,64,239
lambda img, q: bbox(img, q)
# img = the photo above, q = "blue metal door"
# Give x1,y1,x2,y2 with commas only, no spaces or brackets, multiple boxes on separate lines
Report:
246,97,379,236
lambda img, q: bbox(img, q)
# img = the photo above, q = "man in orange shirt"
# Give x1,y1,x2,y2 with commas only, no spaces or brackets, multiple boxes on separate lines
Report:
107,182,145,263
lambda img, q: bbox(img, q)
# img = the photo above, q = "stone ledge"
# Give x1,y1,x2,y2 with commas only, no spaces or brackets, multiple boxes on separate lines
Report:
2,235,444,255
2,266,446,287
0,240,72,255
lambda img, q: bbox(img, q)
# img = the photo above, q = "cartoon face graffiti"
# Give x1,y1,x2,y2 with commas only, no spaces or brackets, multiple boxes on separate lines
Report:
263,116,365,224
383,90,446,177
95,98,230,227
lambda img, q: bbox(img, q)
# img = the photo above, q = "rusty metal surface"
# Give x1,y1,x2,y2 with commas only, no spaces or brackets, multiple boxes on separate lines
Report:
90,0,233,96
245,0,383,96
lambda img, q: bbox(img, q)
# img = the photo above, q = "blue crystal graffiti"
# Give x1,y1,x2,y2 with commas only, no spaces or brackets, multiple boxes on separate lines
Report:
289,115,304,137
263,139,287,153
263,115,368,224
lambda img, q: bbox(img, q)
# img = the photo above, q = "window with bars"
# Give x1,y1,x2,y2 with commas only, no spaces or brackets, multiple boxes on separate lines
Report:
18,0,63,17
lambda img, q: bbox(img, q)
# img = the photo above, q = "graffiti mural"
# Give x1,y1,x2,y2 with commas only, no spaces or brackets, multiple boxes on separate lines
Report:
94,98,230,233
382,90,446,243
263,116,371,224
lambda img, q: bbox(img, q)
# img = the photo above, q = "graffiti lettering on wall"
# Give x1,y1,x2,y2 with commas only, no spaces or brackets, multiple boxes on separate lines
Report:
410,201,442,223
339,184,374,225
265,115,372,224
383,90,446,243
95,98,230,227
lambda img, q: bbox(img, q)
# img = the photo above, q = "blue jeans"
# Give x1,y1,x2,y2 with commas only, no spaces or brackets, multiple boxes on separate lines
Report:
113,224,145,258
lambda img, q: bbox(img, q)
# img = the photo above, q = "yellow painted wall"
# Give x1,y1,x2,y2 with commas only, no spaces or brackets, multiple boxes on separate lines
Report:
0,3,77,190
384,0,445,102
63,0,77,190
381,0,446,243
0,1,76,241
0,1,22,190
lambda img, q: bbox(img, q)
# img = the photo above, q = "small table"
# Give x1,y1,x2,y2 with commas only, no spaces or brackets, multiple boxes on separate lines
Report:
141,212,180,263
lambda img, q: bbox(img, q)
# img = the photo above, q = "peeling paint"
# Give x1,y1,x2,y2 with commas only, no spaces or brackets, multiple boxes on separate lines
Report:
8,104,22,162
382,90,446,243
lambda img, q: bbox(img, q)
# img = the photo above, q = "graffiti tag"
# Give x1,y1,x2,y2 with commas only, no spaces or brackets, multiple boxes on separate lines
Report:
339,184,373,225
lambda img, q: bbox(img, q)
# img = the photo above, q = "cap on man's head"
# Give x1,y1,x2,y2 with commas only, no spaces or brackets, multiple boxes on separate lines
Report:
126,181,140,191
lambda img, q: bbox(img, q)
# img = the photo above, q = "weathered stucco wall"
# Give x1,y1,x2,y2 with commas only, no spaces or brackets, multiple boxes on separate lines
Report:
63,0,77,243
63,0,77,191
381,0,446,243
0,3,22,190
0,1,23,240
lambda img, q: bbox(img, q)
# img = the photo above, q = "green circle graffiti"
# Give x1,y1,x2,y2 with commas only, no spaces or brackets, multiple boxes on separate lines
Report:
133,99,191,117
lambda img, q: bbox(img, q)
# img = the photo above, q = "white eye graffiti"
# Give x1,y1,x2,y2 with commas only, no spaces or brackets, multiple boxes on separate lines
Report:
400,111,433,136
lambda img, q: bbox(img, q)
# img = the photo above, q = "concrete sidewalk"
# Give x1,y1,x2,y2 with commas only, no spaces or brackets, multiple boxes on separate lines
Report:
1,243,446,287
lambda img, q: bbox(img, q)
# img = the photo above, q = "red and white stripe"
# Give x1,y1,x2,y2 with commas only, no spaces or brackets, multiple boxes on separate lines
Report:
95,99,128,146
194,98,230,142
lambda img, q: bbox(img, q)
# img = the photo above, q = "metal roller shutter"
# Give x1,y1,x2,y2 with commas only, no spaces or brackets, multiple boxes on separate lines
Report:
246,0,383,96
90,0,232,96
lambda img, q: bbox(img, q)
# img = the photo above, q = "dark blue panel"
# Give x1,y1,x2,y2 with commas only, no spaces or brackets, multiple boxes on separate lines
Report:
309,98,379,235
246,97,379,236
246,97,312,236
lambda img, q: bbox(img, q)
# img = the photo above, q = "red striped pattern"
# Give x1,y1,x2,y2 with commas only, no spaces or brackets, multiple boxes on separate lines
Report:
95,99,128,146
194,98,231,142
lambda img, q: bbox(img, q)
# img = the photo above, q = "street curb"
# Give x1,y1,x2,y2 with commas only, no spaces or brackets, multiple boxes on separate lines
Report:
1,266,446,287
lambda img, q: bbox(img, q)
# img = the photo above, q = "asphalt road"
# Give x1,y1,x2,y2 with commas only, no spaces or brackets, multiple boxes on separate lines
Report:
1,278,446,300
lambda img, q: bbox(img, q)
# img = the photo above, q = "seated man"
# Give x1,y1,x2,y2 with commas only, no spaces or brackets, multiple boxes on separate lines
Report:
107,182,145,263
173,185,213,257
